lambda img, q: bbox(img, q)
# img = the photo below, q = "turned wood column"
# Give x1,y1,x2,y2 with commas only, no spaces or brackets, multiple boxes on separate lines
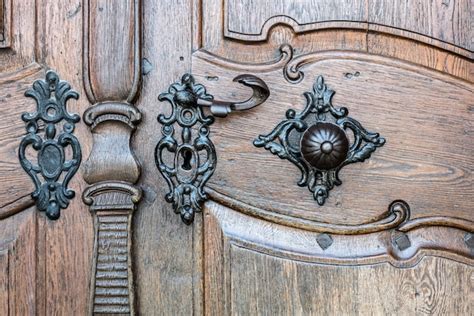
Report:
81,0,141,314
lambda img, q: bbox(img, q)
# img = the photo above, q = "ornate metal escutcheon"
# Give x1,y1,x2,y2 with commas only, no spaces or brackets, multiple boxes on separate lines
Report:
19,70,81,219
254,75,385,205
155,73,269,224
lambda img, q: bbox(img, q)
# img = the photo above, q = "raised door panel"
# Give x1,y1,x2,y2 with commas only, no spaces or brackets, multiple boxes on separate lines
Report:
0,0,43,218
0,208,37,315
193,0,473,315
0,0,93,314
204,202,472,315
193,52,473,226
198,0,472,80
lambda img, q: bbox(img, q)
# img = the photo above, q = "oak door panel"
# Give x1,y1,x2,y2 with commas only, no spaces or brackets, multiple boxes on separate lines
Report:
193,1,473,315
203,202,473,315
0,208,37,315
192,53,473,226
199,0,472,80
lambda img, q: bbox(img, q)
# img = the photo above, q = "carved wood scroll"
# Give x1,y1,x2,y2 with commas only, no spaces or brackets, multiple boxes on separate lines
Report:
82,0,141,314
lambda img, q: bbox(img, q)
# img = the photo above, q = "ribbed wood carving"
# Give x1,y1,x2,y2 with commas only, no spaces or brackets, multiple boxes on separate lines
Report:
81,0,141,314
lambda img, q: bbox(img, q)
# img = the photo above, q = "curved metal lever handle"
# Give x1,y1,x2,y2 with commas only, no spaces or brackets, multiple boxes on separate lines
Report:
197,74,270,117
155,73,270,224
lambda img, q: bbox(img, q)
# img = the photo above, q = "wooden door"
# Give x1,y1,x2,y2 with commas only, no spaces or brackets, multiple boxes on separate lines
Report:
0,0,472,315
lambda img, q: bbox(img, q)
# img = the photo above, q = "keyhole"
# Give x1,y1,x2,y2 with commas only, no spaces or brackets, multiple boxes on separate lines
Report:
181,149,193,170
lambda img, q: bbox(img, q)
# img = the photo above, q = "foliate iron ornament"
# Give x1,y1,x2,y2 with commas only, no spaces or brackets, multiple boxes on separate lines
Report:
19,70,81,219
254,75,385,205
156,73,269,224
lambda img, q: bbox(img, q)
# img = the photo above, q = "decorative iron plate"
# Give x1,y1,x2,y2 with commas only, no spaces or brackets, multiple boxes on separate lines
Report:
19,70,81,219
156,73,269,224
254,75,385,205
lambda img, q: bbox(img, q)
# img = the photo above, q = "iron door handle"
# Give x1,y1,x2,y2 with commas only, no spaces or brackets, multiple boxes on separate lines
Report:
254,75,385,205
155,73,269,224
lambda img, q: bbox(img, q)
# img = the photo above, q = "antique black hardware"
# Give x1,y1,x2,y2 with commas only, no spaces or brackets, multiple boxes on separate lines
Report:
393,233,411,251
155,73,269,224
19,70,81,220
254,75,385,205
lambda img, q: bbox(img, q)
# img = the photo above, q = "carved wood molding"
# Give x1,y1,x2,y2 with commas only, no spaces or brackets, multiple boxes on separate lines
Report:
193,44,293,73
281,45,474,87
194,44,472,85
205,201,473,267
83,182,141,315
207,188,474,239
222,0,472,58
82,0,141,314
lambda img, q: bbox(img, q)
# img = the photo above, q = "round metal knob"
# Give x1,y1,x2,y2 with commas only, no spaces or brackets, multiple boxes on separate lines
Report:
300,122,349,170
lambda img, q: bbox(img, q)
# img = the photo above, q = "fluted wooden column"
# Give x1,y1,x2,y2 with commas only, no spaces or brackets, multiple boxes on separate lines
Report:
81,0,141,314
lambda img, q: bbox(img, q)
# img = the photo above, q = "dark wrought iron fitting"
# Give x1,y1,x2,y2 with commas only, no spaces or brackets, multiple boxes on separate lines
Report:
19,70,81,220
196,74,270,117
254,75,385,205
155,73,269,224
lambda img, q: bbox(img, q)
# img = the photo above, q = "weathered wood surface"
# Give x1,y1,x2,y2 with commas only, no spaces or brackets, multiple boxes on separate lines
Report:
195,1,473,315
0,0,93,315
0,0,471,315
201,0,472,81
203,202,473,315
82,0,142,314
132,0,201,314
225,0,473,54
193,53,473,226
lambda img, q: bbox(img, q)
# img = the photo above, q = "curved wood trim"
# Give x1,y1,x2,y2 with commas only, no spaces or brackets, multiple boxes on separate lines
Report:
193,44,293,73
282,48,473,87
224,16,472,59
206,188,409,234
194,45,472,85
206,202,473,267
0,62,42,83
368,24,472,59
399,216,474,233
230,241,473,269
225,17,365,42
207,188,473,237
0,194,35,220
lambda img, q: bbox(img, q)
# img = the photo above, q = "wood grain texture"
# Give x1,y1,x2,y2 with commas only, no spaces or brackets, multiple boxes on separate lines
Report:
82,0,142,314
0,0,12,47
222,0,472,56
0,69,41,216
0,0,37,73
203,202,473,315
230,246,472,315
0,208,37,315
132,0,202,314
193,52,473,227
199,0,472,81
368,32,473,82
84,0,140,103
0,0,11,47
369,0,472,52
39,0,94,314
0,0,471,315
0,0,43,216
225,0,366,41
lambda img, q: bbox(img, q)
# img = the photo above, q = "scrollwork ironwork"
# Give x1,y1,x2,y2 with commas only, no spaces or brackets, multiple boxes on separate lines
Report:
19,70,81,219
156,73,269,224
254,75,385,205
